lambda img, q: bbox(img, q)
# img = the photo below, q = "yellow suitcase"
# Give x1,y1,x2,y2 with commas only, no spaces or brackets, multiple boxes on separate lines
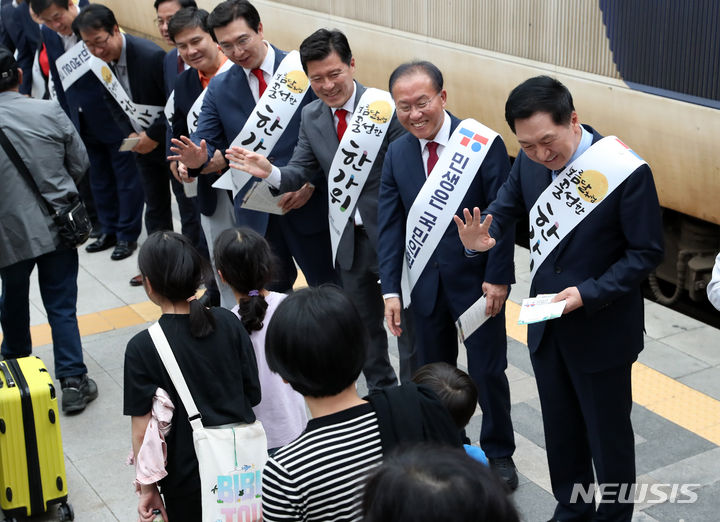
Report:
0,356,73,521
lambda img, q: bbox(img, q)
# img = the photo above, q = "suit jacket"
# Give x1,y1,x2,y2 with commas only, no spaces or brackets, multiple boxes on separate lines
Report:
104,33,167,145
172,66,226,215
377,113,515,317
1,1,40,94
277,81,407,270
190,45,326,235
163,47,181,96
486,125,664,372
42,20,125,143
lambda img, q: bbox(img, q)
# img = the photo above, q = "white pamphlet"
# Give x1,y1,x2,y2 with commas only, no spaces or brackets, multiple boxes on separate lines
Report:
241,181,285,215
518,294,566,325
455,295,489,344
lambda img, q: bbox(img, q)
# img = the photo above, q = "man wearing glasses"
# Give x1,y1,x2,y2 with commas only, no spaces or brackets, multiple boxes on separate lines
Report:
226,29,416,391
73,3,201,265
170,0,337,294
376,61,518,489
31,0,144,263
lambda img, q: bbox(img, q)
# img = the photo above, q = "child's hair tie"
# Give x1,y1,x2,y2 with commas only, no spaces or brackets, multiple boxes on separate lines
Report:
248,290,260,297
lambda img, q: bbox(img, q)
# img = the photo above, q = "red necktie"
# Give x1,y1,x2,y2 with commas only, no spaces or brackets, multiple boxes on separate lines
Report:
177,53,184,73
426,141,439,175
335,108,348,141
251,68,267,97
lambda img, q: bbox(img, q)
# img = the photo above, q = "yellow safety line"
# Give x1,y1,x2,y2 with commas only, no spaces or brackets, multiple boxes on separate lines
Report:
3,283,718,446
504,300,720,446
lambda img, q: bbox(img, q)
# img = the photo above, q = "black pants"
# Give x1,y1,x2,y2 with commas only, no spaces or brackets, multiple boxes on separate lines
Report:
532,324,635,522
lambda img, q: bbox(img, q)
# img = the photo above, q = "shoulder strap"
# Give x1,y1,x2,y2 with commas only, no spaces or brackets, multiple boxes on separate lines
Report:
0,125,56,217
148,322,204,429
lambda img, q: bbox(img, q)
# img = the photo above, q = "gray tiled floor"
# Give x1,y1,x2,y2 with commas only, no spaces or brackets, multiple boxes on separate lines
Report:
6,240,720,521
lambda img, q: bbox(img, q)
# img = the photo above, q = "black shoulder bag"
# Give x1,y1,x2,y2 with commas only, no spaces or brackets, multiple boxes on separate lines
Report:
0,125,91,248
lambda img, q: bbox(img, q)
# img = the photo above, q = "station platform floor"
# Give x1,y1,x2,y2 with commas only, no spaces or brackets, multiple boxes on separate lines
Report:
4,222,720,522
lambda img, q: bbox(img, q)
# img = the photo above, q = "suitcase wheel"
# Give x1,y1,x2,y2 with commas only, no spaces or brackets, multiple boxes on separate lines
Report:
57,502,74,521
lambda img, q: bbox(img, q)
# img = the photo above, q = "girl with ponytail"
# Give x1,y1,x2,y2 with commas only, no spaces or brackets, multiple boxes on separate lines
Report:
214,227,307,454
124,231,261,520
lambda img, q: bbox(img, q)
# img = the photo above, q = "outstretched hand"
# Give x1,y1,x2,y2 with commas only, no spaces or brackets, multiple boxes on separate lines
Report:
453,207,496,252
225,146,273,179
168,136,207,169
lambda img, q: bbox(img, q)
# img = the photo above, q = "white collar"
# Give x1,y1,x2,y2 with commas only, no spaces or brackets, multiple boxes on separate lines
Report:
332,81,357,115
419,111,451,151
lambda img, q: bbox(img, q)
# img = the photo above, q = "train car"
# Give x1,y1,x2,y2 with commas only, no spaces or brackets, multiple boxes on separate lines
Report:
105,0,720,303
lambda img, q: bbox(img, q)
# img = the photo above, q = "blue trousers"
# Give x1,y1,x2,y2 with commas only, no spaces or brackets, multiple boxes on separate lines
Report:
0,248,87,378
83,133,145,242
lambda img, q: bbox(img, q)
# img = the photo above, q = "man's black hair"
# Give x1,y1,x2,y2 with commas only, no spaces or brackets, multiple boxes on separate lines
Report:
299,28,352,73
504,75,575,134
388,60,443,93
29,0,69,15
71,3,117,37
265,285,367,398
154,0,197,11
168,7,210,43
206,0,260,43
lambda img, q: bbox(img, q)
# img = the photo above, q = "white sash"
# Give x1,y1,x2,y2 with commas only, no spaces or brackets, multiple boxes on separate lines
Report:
54,41,93,91
186,59,233,134
528,136,646,281
327,88,395,263
178,59,234,198
401,119,499,306
90,59,164,132
164,90,175,125
212,51,310,198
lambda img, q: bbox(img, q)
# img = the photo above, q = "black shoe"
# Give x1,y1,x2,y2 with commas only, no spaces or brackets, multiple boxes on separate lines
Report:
60,374,98,413
85,233,116,253
489,456,519,491
129,274,143,286
110,240,137,260
89,223,103,239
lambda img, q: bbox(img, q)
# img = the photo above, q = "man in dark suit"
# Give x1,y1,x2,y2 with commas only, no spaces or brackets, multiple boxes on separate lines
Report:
455,76,664,521
73,4,201,263
155,0,196,95
170,0,336,293
167,7,235,307
32,0,144,261
0,0,40,95
226,29,415,391
377,61,517,488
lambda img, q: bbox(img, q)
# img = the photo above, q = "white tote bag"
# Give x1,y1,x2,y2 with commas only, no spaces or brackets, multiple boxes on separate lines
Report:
149,322,268,522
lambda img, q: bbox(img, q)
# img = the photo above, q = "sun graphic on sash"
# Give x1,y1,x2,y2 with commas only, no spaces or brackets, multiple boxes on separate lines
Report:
368,100,392,124
576,169,609,204
101,66,113,84
284,70,309,93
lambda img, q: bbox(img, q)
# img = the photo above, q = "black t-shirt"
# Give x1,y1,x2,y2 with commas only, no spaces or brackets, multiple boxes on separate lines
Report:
124,308,261,497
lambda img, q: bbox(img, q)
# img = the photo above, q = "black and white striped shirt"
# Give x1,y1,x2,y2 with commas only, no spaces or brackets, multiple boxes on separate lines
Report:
261,403,383,521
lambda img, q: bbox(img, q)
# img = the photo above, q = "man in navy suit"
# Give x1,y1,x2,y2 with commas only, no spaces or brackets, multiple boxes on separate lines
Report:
155,0,196,96
455,76,664,521
170,0,336,292
32,0,144,261
73,4,201,263
377,61,517,487
0,0,40,94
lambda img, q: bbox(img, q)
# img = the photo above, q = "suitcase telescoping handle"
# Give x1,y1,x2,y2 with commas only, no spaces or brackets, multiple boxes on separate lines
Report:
0,360,15,387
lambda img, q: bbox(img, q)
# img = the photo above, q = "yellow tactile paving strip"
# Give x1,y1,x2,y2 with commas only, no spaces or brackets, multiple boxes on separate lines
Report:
504,300,720,447
2,288,718,446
